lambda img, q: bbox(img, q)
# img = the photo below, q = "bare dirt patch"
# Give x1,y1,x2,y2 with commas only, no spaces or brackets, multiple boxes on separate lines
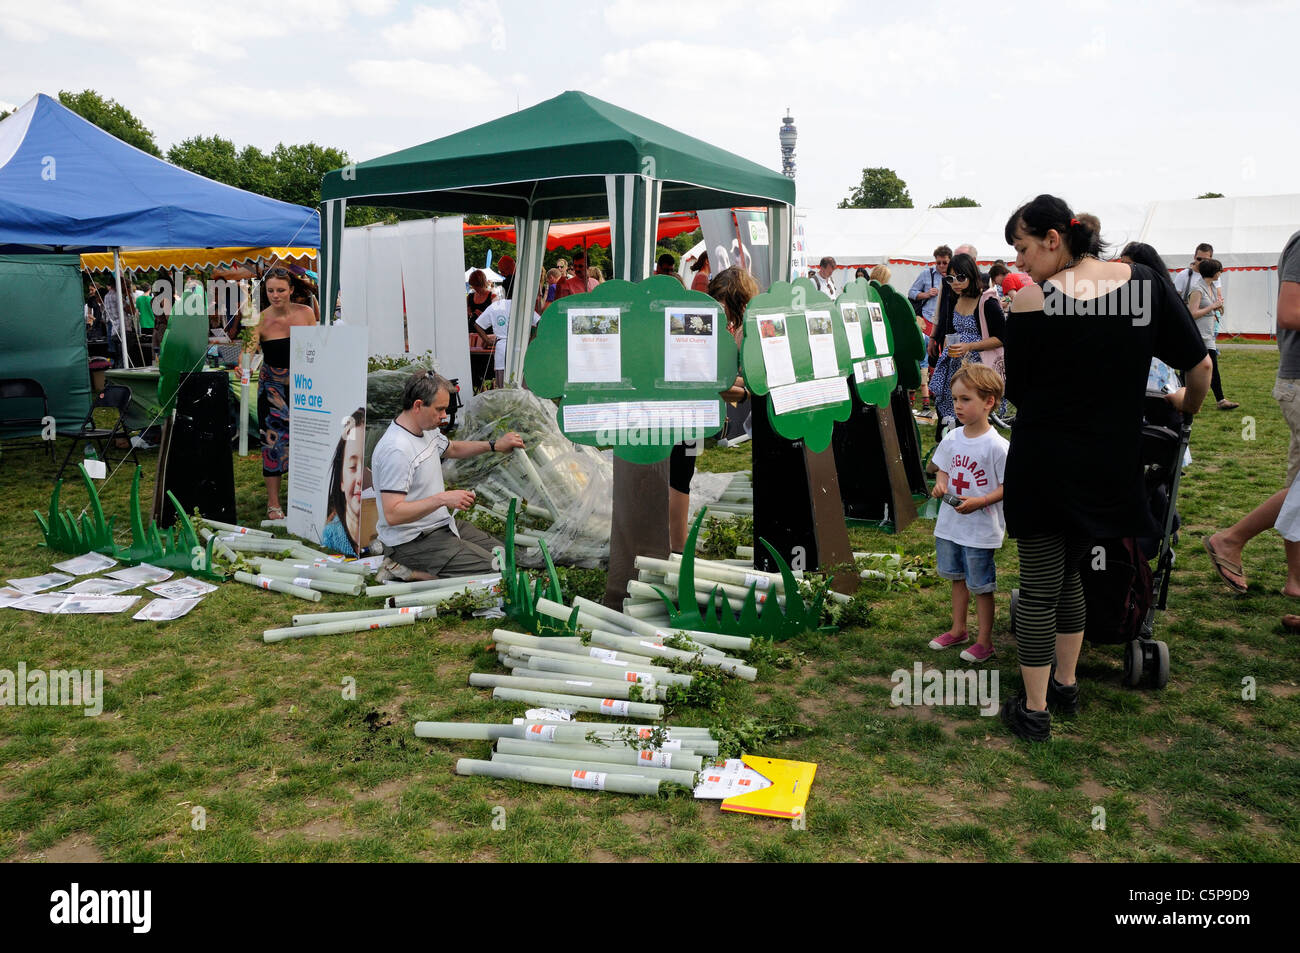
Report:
36,836,103,862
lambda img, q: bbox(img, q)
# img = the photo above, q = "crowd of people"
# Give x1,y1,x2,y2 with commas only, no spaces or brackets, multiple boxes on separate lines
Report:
793,202,1261,742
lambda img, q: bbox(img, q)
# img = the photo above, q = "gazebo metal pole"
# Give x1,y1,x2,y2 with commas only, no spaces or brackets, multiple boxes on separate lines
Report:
113,249,130,370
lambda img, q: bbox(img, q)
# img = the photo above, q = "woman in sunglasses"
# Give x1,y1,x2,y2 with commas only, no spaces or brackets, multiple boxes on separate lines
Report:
926,253,1006,433
257,266,317,520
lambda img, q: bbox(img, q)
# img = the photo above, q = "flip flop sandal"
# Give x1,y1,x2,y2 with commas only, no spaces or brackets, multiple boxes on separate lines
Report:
267,505,285,521
1203,536,1247,593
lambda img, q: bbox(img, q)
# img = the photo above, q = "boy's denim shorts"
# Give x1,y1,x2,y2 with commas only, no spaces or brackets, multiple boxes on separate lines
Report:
935,537,997,594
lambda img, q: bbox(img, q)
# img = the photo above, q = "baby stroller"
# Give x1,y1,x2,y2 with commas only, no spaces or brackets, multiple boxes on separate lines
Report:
1009,402,1192,690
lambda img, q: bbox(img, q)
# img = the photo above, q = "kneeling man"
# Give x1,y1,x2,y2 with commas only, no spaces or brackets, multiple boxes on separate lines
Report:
372,370,524,579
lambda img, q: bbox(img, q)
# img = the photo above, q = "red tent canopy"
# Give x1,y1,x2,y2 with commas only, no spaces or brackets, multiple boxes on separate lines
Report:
463,212,700,250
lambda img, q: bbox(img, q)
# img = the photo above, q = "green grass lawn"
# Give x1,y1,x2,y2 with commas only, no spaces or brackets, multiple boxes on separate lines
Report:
0,348,1296,862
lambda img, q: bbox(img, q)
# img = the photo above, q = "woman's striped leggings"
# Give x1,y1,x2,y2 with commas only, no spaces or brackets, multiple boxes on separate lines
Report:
1015,534,1090,667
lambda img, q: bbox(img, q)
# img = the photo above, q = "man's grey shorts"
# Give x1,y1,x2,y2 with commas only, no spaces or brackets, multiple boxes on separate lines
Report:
387,522,500,578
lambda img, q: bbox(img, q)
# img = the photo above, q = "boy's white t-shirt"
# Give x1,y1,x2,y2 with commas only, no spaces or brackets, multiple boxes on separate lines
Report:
476,298,541,365
933,427,1010,549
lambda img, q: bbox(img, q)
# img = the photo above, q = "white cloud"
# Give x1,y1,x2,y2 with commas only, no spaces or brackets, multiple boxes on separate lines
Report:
350,0,396,14
382,0,506,54
348,58,501,104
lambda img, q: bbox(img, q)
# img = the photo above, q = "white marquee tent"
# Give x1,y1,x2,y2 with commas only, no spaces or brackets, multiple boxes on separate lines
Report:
801,195,1299,337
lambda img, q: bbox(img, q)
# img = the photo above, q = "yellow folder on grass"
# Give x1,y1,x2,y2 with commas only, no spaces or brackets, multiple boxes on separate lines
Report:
721,756,817,819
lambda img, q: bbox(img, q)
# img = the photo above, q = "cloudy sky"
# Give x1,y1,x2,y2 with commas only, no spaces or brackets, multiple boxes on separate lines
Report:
1,0,1294,216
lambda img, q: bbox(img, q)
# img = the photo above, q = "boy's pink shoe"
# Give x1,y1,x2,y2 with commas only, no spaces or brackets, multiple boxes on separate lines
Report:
929,631,969,650
960,642,995,663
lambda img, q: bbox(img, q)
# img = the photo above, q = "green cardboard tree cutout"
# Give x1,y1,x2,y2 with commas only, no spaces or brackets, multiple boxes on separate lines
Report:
525,275,737,464
872,279,927,392
157,311,210,415
738,278,853,453
836,278,897,407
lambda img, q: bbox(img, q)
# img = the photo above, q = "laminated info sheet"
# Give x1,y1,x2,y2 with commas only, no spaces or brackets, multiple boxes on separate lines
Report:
61,578,137,596
134,597,202,621
867,302,889,354
52,552,118,575
756,315,795,387
106,564,174,586
804,311,839,379
769,378,849,415
567,308,622,383
147,577,219,600
838,303,866,360
665,307,719,382
6,573,74,594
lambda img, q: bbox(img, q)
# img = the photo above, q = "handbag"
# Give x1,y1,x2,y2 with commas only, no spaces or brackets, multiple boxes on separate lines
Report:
975,289,1006,379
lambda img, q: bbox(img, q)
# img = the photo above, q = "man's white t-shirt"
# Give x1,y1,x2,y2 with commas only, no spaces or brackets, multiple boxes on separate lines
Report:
933,427,1010,549
370,421,453,547
812,273,837,297
475,298,541,365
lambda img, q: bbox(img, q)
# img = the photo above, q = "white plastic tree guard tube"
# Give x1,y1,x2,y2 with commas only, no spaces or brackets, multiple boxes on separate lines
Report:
198,528,238,563
455,758,661,796
253,560,364,585
415,722,531,741
292,606,429,626
501,641,660,669
667,555,790,592
490,752,696,787
490,687,664,720
389,585,498,609
220,536,302,554
263,613,418,643
201,519,273,537
469,672,656,701
523,656,692,688
588,630,758,681
249,564,363,596
494,738,704,772
364,574,501,599
497,665,661,696
258,553,369,577
233,572,321,602
569,597,737,655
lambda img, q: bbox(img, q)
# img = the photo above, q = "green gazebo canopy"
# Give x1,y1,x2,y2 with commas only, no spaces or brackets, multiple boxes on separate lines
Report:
319,90,794,218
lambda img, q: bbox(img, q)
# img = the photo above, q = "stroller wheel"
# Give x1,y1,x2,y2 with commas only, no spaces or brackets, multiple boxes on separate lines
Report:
1123,640,1144,687
1152,641,1170,689
1009,588,1019,635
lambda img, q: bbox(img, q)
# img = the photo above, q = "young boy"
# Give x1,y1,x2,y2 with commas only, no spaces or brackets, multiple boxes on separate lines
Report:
927,363,1010,663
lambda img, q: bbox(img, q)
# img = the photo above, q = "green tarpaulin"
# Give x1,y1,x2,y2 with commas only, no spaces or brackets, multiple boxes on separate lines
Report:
0,254,90,437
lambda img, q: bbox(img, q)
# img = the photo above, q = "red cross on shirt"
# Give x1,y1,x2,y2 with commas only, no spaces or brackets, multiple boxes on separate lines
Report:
950,472,971,495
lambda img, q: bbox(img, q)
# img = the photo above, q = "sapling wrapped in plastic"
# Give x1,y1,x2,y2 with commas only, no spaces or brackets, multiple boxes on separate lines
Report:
442,388,612,567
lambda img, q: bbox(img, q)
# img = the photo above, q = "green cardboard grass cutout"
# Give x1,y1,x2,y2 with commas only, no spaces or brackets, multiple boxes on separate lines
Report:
35,464,222,580
652,509,832,641
737,278,853,453
836,278,897,406
499,498,579,637
524,275,737,464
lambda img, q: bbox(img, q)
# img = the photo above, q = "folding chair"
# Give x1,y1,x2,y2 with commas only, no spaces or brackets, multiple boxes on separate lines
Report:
0,377,55,462
57,384,140,480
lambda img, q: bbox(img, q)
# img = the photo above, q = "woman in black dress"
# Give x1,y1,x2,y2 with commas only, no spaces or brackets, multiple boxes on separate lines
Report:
999,195,1212,741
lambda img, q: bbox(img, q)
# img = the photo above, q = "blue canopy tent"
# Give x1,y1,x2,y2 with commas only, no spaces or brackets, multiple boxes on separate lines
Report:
0,93,319,435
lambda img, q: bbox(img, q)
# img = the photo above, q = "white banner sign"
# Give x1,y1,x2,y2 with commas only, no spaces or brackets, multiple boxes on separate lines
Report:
288,325,368,549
